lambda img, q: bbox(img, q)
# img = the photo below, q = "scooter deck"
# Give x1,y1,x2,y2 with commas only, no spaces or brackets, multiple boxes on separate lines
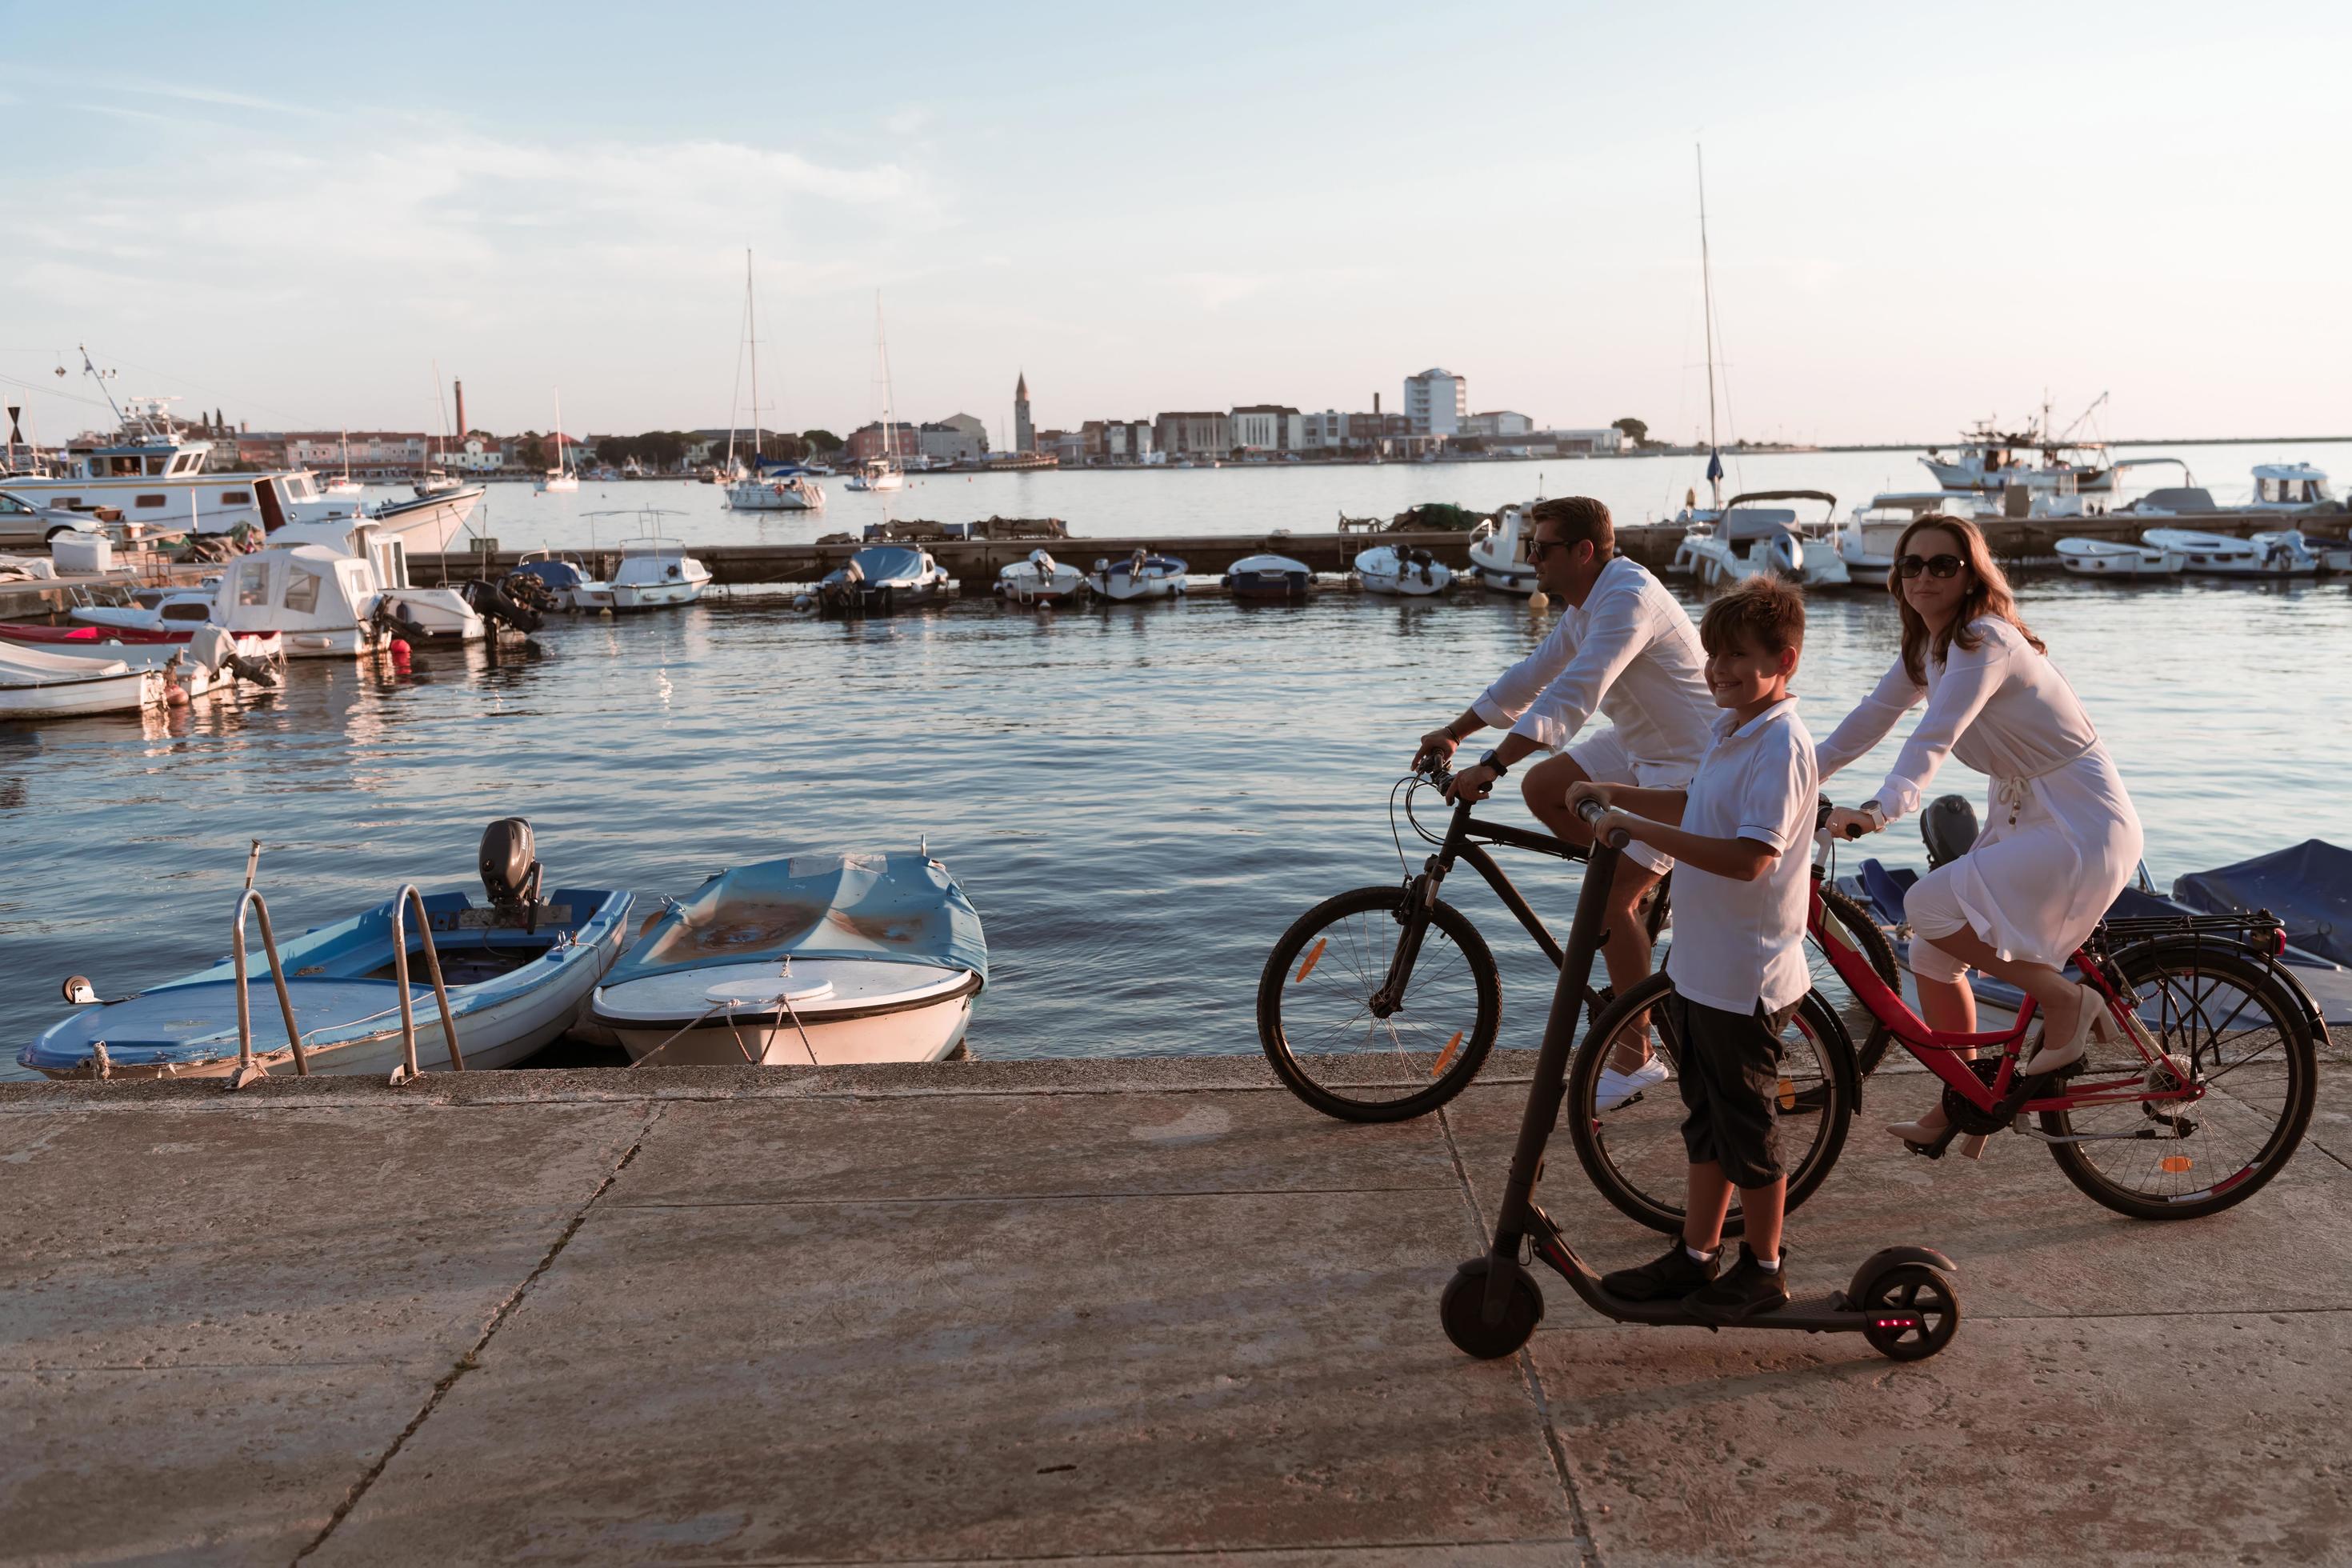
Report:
1572,1283,1890,1334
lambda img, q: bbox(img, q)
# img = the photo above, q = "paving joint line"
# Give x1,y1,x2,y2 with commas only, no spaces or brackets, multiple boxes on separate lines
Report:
290,1102,664,1562
710,1538,1590,1566
609,1182,1454,1210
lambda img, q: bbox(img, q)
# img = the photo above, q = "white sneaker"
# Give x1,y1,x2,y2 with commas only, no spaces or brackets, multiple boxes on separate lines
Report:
1596,1054,1672,1112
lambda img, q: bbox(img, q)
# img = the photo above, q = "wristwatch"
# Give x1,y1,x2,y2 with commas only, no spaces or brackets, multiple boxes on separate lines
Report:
1479,750,1510,778
1859,798,1888,831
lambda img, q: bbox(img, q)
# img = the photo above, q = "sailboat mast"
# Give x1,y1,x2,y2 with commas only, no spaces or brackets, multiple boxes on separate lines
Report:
747,249,762,468
875,290,895,465
1697,144,1722,510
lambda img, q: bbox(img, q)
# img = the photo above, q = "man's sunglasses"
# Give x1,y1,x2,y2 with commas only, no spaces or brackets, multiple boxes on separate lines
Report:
1528,536,1571,562
1897,553,1966,580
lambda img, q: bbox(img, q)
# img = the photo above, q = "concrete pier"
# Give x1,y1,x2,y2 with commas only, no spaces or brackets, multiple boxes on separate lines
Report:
5,1050,2346,1564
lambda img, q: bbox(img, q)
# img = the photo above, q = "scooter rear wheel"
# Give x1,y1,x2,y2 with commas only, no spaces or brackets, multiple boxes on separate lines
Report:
1857,1263,1961,1362
1439,1264,1544,1360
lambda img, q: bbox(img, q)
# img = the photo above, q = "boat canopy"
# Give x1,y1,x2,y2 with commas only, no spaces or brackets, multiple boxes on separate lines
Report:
606,851,988,986
2173,840,2352,966
848,546,928,581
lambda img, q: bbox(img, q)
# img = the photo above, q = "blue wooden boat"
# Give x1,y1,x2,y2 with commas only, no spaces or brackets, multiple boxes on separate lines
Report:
18,822,634,1080
1222,553,1311,602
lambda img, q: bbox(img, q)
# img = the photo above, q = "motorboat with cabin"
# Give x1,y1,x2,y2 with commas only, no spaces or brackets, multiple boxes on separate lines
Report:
811,544,953,615
212,516,507,654
18,820,634,1079
590,850,986,1067
2055,538,2186,578
1670,490,1850,588
1086,550,1187,602
1222,553,1313,602
513,550,614,612
1921,402,2114,494
2141,527,2320,578
995,549,1089,606
1355,543,1451,596
2248,463,2337,512
1465,504,1539,594
607,536,713,610
1836,492,1951,574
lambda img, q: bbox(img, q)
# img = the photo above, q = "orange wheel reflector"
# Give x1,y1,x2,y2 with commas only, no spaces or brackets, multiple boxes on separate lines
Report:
1430,1030,1466,1078
1294,937,1327,982
1777,1077,1797,1110
2161,1155,2194,1174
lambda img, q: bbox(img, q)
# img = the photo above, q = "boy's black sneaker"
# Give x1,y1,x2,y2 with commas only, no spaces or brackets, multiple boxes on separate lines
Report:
1600,1242,1718,1302
1684,1246,1791,1321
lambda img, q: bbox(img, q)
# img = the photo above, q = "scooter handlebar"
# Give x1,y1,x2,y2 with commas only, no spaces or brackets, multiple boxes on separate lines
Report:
1575,796,1630,850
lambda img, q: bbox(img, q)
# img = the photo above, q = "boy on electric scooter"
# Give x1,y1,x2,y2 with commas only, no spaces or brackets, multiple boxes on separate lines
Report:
1565,576,1818,1319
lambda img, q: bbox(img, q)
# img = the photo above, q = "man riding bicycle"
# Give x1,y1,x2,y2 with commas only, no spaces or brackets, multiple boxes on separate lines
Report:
1414,496,1715,1107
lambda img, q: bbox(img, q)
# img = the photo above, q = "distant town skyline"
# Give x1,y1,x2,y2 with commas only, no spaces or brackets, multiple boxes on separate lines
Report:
5,3,2346,450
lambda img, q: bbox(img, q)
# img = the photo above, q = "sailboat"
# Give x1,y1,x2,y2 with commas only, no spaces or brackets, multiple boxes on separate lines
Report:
844,292,906,494
322,430,364,497
725,250,824,513
537,393,579,494
1666,148,1846,589
415,362,465,496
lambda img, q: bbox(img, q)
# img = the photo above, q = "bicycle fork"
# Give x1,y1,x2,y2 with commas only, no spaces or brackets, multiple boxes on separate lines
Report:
1371,847,1456,1018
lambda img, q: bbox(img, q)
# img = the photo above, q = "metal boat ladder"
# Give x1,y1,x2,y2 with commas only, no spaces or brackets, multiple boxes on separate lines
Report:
225,887,311,1090
386,884,466,1086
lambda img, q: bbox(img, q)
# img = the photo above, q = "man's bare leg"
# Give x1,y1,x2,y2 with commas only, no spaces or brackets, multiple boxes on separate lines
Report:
1523,754,1666,1070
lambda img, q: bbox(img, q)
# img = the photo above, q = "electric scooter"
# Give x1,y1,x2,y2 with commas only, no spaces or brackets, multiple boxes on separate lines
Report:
1440,798,1963,1362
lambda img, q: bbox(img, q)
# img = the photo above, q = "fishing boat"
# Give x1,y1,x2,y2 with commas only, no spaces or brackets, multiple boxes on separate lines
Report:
1222,553,1312,602
2056,538,2186,578
18,821,634,1079
0,641,163,719
2142,527,2319,578
1086,550,1188,602
1921,396,2114,494
607,536,712,610
590,850,987,1066
1354,543,1450,596
1671,490,1850,588
995,548,1089,606
811,545,953,615
1465,505,1539,594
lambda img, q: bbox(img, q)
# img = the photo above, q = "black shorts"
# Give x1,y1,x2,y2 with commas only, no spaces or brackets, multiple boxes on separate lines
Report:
1666,985,1794,1189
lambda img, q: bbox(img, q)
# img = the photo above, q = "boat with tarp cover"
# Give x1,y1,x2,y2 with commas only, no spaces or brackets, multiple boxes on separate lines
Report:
590,850,987,1066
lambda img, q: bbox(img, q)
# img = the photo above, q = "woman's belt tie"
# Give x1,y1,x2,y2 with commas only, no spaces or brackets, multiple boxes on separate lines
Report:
1991,734,2102,826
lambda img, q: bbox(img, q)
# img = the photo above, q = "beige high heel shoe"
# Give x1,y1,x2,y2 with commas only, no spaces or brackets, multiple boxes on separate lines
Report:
2022,982,2110,1077
1886,1107,1988,1161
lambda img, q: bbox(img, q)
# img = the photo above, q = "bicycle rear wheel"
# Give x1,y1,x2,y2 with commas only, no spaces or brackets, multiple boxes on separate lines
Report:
2042,943,2317,1220
1647,882,1897,1083
1257,885,1501,1122
1565,972,1857,1237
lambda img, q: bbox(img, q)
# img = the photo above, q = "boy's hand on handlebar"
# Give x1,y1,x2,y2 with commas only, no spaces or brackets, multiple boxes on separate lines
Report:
1592,807,1642,846
1562,781,1614,816
1442,762,1497,803
1414,728,1459,771
1823,807,1880,839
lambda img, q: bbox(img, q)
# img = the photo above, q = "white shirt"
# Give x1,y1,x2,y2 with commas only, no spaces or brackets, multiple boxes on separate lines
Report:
1663,698,1819,1016
1814,617,2102,822
1470,556,1714,786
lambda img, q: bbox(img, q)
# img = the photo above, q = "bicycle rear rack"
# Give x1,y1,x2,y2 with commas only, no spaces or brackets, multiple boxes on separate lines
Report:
226,888,310,1090
387,884,465,1086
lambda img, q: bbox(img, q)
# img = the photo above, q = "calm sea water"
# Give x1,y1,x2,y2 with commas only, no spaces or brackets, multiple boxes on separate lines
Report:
3,450,2346,1077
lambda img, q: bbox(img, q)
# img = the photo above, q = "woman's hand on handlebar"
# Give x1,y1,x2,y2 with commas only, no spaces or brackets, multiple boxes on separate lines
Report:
1414,728,1459,772
1823,806,1881,841
1442,761,1497,804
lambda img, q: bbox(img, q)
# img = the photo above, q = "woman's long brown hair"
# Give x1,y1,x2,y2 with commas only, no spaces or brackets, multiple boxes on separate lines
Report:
1887,514,2044,684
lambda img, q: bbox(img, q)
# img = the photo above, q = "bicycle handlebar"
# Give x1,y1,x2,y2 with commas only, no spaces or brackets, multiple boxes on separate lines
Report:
1574,796,1630,850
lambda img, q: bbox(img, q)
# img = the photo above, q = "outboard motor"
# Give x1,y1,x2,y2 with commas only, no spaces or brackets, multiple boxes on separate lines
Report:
478,817,543,933
1921,794,1980,869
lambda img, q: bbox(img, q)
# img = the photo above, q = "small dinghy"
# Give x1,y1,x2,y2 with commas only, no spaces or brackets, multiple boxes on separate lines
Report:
31,624,282,697
591,850,987,1066
514,550,614,611
2056,538,2185,578
996,548,1089,606
17,821,634,1079
2142,527,2316,577
70,589,218,633
0,640,162,719
1086,549,1187,602
1223,553,1312,602
1355,543,1451,596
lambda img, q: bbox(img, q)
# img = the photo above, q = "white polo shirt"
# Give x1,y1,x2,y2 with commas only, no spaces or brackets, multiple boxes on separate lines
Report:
1470,556,1714,786
1662,698,1819,1017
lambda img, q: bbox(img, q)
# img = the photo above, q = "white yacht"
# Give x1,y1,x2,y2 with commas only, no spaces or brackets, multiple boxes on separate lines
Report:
218,517,490,654
843,291,907,494
722,252,827,514
1836,492,1951,574
2248,463,2337,512
537,393,579,494
1671,490,1849,588
1465,503,1539,594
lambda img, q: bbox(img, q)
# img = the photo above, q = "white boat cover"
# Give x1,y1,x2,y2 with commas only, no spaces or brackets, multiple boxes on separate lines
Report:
606,851,988,987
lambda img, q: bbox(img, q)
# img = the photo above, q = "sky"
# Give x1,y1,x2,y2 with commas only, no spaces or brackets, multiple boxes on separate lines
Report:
2,1,2346,447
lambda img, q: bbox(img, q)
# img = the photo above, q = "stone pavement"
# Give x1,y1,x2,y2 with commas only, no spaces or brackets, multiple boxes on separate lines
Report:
3,1054,2346,1566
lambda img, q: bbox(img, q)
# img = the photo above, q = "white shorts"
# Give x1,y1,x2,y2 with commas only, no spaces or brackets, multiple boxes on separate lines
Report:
1563,729,1682,876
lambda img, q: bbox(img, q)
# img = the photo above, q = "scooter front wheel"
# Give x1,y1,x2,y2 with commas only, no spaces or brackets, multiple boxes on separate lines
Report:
1856,1263,1962,1362
1440,1262,1543,1360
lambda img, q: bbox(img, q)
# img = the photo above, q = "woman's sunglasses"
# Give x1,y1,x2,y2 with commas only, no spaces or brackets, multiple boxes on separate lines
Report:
1897,553,1966,580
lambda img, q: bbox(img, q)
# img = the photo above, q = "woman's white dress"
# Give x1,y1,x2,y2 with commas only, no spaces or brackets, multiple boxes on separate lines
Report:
1817,617,2143,966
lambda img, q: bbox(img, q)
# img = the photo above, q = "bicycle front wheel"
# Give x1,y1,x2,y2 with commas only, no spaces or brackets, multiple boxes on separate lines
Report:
1565,973,1858,1237
1257,885,1501,1122
2042,942,2317,1221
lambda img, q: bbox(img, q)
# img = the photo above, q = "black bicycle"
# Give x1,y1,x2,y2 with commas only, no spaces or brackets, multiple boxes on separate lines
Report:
1256,762,1898,1121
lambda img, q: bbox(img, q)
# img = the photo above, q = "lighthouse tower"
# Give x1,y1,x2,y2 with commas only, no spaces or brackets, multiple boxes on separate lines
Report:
1014,370,1034,455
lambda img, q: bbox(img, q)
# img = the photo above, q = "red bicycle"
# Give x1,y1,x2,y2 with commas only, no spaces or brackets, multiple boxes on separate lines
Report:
1566,802,2322,1229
